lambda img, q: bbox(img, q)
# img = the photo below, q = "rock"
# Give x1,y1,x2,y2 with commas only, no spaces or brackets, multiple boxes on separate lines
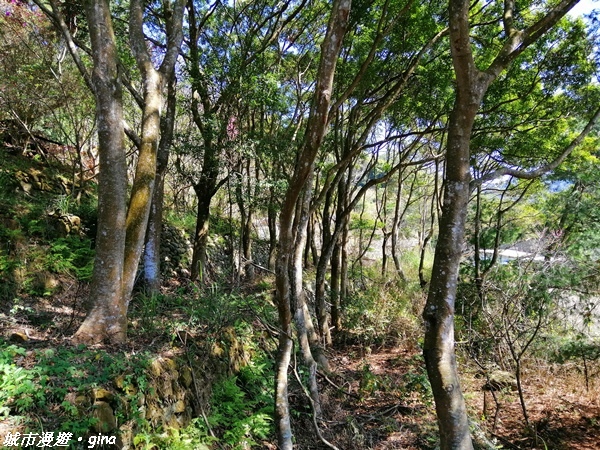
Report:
75,395,90,408
47,211,82,236
9,332,28,343
63,392,91,412
180,366,193,388
92,401,117,433
145,401,162,424
483,370,517,391
172,400,186,414
114,374,137,396
118,421,135,450
93,388,116,405
19,181,32,194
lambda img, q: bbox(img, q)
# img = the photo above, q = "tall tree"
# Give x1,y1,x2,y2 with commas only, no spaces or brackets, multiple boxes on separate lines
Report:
74,0,128,343
274,1,351,447
183,0,308,281
423,0,597,447
35,0,186,343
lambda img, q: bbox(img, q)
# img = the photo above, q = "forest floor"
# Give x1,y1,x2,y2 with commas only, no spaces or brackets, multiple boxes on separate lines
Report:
304,342,600,450
2,286,600,450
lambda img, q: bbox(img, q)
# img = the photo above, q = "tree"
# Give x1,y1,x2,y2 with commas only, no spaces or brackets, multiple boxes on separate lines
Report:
274,1,351,447
73,0,129,344
35,0,186,343
423,0,599,447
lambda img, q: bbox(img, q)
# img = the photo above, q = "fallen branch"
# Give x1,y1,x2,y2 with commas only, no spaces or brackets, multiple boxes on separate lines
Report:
318,370,361,400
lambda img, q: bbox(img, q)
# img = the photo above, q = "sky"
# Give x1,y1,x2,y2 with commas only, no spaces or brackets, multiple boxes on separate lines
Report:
568,0,599,18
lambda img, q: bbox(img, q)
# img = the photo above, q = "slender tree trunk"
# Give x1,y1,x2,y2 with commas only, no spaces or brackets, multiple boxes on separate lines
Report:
330,237,342,332
392,170,413,282
419,188,436,289
334,175,349,330
191,186,213,282
340,224,349,310
423,0,579,443
143,75,177,293
123,0,184,298
268,195,278,270
422,0,482,445
315,186,334,344
291,180,323,416
274,3,351,447
121,70,162,297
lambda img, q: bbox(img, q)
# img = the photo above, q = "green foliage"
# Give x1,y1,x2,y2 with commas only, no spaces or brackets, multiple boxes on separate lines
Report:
401,362,433,407
46,236,95,281
0,339,155,442
133,420,215,450
349,215,382,231
345,267,421,346
206,357,274,448
551,336,600,364
0,345,40,417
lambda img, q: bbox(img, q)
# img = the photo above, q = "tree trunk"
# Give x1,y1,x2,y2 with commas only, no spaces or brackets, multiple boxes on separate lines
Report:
330,238,342,332
74,0,127,344
75,0,184,343
424,0,578,444
121,69,162,298
422,0,482,446
274,2,351,447
315,185,334,344
143,75,177,293
268,193,278,270
190,185,213,282
123,0,184,298
291,180,323,415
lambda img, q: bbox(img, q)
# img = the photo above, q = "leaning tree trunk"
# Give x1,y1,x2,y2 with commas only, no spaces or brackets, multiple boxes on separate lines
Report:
273,2,351,448
123,0,184,298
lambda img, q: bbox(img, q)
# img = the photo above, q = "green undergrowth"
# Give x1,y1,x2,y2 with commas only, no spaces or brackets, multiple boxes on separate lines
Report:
0,284,279,449
130,287,279,449
0,151,97,305
343,266,424,346
0,341,152,444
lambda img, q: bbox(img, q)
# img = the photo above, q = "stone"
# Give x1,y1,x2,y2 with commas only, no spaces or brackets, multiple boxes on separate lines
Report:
93,388,115,404
172,400,186,414
92,401,117,433
180,366,193,388
483,370,517,391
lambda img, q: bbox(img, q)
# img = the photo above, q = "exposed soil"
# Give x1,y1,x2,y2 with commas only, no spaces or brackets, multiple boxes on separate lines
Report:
302,343,600,450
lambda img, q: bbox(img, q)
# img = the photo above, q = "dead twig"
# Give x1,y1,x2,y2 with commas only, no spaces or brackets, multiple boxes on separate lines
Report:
318,370,361,400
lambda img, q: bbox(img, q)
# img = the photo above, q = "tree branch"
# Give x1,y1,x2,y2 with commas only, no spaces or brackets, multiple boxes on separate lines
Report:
473,105,600,187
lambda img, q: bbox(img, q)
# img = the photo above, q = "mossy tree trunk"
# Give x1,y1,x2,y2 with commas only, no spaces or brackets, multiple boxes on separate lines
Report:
143,75,177,293
74,0,184,344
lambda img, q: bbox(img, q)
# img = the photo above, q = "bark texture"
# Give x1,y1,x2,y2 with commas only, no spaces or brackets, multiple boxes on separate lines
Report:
75,0,185,343
74,0,128,344
144,75,178,293
274,1,351,448
424,0,581,447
